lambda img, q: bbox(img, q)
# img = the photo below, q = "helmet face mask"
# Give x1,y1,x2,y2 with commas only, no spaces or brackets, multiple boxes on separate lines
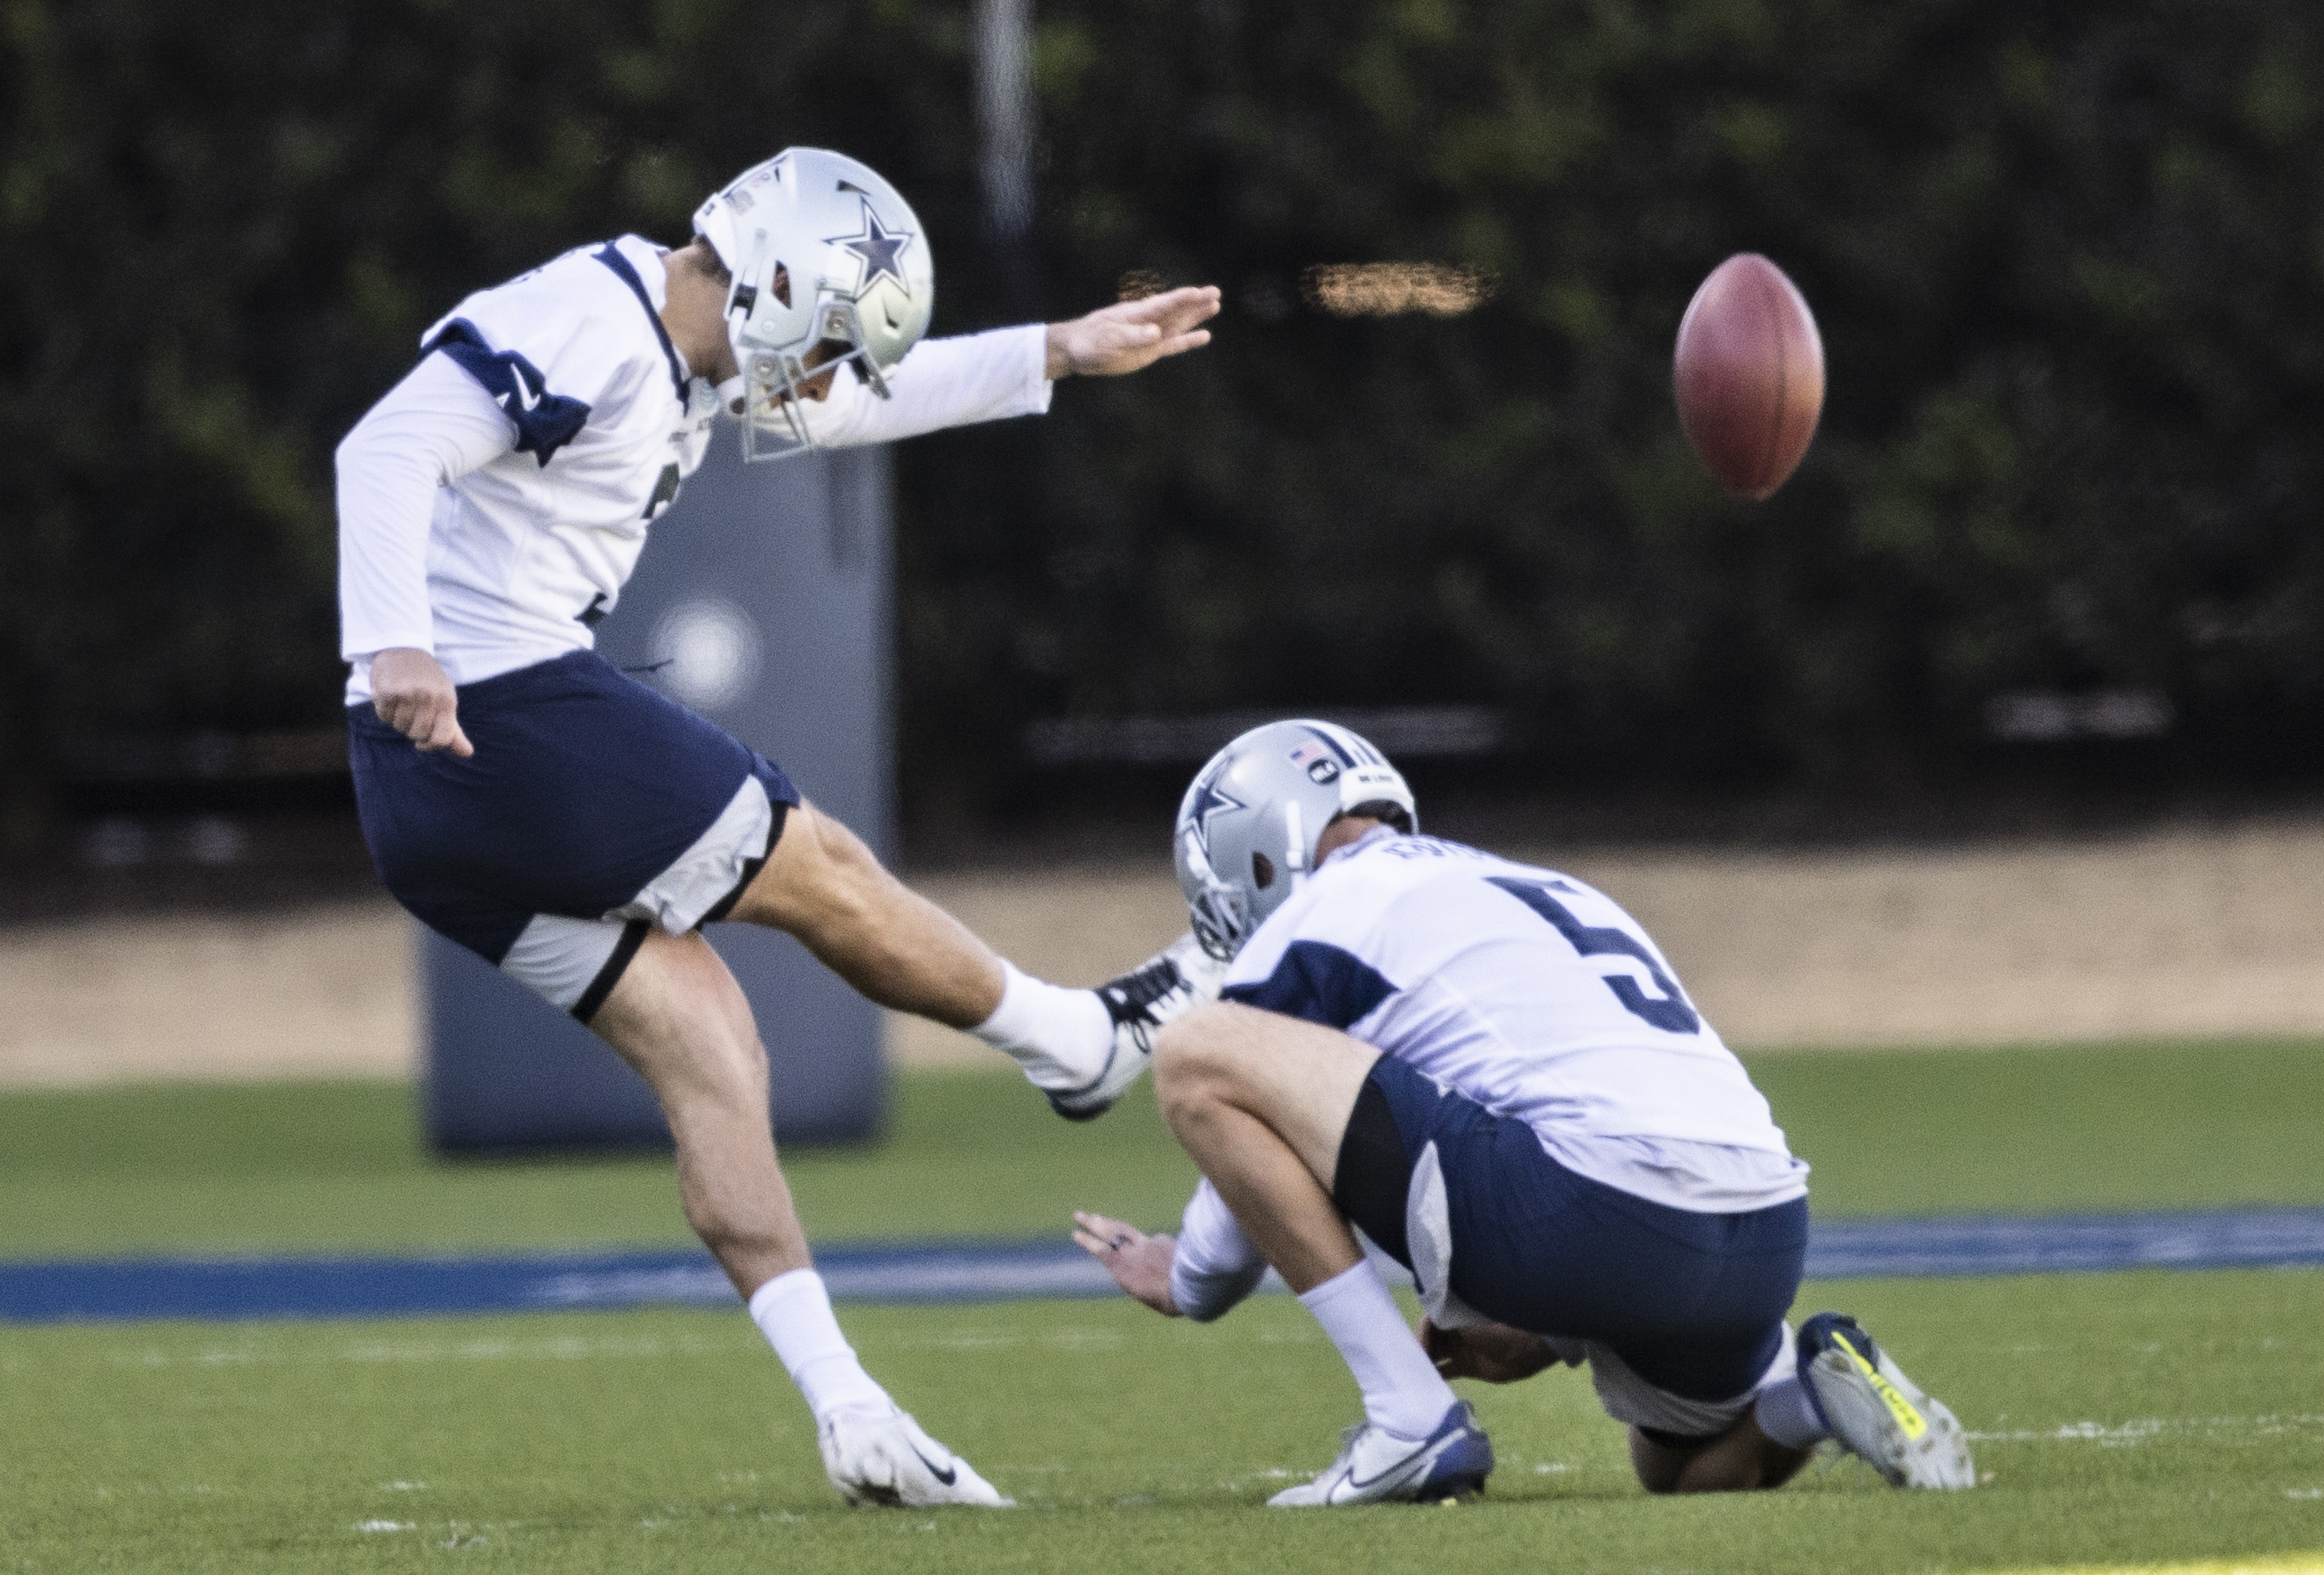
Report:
735,315,882,461
1177,826,1254,964
1173,720,1418,960
693,148,935,461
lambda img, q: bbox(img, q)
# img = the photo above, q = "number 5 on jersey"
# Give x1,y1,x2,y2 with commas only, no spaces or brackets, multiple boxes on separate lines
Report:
1486,876,1702,1034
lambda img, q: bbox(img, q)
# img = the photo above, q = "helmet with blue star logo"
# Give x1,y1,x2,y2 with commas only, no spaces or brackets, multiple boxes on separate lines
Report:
693,147,936,460
1173,720,1417,960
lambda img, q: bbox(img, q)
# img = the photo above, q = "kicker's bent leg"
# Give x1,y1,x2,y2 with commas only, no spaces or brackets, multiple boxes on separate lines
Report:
587,928,923,1444
1153,1001,1463,1448
587,927,810,1295
1150,1002,1378,1292
589,927,1008,1505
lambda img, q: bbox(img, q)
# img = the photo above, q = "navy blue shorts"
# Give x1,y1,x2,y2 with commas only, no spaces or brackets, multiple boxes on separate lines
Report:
349,651,798,1018
1334,1055,1807,1407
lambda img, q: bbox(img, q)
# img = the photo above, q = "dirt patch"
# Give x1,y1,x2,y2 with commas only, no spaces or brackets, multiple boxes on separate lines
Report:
8,820,2324,1087
0,904,416,1086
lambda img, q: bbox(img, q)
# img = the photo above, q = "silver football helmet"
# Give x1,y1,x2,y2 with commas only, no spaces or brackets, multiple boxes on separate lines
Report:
1173,720,1417,960
693,148,936,461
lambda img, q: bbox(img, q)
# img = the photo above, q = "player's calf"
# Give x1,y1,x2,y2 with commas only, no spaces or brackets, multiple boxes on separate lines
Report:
1628,1417,1812,1495
731,801,1222,1118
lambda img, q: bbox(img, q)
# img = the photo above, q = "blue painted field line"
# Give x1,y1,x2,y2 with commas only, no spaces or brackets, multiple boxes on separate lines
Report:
1,1208,2319,1326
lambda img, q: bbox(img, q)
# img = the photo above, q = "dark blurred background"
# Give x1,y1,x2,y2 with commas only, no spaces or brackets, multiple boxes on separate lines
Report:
7,0,2324,902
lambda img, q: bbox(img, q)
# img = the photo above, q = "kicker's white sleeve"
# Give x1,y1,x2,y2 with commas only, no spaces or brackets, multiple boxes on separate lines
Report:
1168,1179,1269,1323
335,352,518,661
799,323,1052,449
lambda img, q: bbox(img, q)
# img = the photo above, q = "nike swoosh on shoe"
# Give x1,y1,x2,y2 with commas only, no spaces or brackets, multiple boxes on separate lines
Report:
1336,1438,1449,1501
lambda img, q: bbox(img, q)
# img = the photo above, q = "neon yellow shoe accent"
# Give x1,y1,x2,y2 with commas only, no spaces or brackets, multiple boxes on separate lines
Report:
1832,1329,1928,1440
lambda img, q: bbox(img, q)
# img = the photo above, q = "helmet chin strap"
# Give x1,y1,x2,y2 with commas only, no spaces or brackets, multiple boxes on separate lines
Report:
1283,801,1307,895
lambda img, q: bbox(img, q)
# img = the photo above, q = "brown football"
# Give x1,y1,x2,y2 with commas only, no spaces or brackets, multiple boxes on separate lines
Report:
1673,253,1824,500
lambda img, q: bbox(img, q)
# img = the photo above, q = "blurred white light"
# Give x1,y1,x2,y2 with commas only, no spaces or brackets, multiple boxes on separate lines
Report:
1985,689,2173,742
183,816,247,865
653,599,761,714
975,0,1035,238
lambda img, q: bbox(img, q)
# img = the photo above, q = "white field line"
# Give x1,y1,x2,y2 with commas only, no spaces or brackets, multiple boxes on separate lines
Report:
1966,1414,2324,1446
102,1331,754,1370
82,1317,1306,1372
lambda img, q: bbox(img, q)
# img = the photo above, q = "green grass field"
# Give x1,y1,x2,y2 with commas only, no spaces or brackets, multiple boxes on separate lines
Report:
6,1038,2321,1259
5,1040,2323,1572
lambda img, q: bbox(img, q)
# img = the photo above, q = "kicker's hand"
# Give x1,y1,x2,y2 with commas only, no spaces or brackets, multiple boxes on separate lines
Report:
1072,1211,1181,1316
1419,1317,1560,1384
369,647,474,758
1045,287,1220,379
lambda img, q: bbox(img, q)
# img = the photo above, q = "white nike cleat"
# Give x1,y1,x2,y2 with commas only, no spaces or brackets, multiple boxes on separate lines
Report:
1267,1401,1495,1506
1797,1313,1975,1490
1047,933,1225,1121
817,1409,1011,1507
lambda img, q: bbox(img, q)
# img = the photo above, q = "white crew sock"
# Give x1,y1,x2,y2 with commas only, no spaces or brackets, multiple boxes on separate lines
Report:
970,960,1113,1091
1753,1375,1829,1450
1298,1260,1459,1439
748,1269,896,1423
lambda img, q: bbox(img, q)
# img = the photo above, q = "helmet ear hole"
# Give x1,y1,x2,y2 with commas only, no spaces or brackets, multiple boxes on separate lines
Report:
771,263,791,308
1251,851,1276,890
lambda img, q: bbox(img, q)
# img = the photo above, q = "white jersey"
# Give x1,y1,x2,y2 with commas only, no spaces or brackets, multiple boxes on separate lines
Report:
1222,828,1807,1213
335,234,1051,702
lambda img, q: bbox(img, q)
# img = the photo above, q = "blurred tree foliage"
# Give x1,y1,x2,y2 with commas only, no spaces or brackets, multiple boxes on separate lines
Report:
0,0,967,845
925,0,2324,804
6,0,2324,843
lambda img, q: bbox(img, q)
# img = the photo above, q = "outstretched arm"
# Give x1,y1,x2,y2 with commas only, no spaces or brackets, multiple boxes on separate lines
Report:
797,286,1224,449
1045,286,1220,379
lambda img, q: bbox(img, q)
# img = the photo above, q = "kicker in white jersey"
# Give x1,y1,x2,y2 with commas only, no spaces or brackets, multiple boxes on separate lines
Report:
340,145,1229,1512
336,233,1050,704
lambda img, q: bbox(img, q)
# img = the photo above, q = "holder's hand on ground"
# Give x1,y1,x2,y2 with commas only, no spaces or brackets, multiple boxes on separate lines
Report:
369,646,474,757
1072,1211,1180,1316
1419,1316,1561,1384
1045,287,1220,379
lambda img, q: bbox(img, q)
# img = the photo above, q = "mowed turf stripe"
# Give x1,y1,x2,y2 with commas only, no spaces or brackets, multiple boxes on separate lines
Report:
4,1206,2324,1323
